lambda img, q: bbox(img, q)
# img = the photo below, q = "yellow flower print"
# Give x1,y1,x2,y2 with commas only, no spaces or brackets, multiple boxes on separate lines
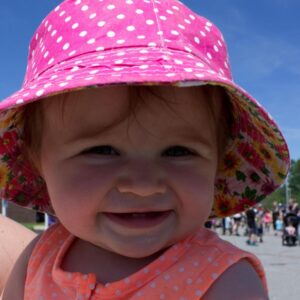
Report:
252,141,288,183
213,194,239,217
0,108,22,131
0,165,9,188
219,152,241,177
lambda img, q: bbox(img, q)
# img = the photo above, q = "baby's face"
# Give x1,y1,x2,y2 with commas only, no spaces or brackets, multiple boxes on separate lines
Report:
40,85,219,258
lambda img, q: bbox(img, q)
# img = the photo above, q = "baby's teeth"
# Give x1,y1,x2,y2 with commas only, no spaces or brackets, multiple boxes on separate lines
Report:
132,213,146,217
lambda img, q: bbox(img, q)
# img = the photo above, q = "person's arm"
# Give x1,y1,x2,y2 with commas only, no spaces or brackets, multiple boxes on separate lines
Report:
1,234,41,300
0,215,36,294
202,259,269,300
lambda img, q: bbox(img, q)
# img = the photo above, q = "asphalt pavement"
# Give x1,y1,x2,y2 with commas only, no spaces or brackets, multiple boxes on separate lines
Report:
220,229,300,300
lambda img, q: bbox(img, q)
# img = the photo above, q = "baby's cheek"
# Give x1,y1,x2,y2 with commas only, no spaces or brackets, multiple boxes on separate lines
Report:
166,164,215,199
47,161,120,211
165,165,215,233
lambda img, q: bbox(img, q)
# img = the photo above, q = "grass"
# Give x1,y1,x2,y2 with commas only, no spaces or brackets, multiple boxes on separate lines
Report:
21,222,41,231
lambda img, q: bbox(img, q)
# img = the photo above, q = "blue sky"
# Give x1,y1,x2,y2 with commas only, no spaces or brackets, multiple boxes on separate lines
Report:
0,0,299,159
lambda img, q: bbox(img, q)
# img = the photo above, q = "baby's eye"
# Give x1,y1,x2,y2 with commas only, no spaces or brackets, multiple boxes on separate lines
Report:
82,145,120,156
162,146,196,157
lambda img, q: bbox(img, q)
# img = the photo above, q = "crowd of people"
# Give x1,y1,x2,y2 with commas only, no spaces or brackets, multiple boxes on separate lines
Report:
207,199,300,247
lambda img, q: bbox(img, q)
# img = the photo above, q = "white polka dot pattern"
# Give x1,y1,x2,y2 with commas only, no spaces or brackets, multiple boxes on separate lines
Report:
24,224,268,300
0,0,233,110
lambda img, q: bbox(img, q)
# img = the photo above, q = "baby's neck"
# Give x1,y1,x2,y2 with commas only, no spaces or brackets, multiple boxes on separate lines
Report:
61,238,168,284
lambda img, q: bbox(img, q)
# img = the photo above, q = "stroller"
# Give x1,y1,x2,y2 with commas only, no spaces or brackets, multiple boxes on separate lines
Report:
282,213,299,246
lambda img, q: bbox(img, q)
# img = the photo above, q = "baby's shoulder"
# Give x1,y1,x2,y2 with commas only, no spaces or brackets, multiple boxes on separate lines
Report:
185,229,268,299
202,259,269,300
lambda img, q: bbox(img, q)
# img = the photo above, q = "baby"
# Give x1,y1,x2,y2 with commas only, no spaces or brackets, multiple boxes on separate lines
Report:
0,0,289,299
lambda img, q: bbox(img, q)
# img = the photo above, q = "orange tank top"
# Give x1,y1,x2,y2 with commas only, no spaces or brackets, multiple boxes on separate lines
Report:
24,223,267,299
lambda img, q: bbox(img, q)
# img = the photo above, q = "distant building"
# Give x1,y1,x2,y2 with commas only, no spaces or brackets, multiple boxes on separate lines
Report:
1,201,37,223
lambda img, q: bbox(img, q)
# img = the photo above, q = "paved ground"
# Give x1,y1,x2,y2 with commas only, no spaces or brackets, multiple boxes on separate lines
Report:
220,229,300,300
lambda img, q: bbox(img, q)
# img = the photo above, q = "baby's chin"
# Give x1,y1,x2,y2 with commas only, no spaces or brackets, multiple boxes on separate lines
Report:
98,226,200,260
97,227,176,259
118,239,173,259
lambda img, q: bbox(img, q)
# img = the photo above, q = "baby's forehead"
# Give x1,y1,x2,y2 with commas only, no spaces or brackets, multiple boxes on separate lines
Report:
45,84,221,111
44,86,129,124
42,85,222,134
40,85,220,150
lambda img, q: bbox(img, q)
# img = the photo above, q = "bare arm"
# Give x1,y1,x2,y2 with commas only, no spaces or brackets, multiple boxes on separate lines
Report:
1,234,41,300
0,215,36,294
202,259,269,300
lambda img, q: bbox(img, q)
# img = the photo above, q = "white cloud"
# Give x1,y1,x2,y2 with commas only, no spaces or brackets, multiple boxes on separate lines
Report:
231,34,300,79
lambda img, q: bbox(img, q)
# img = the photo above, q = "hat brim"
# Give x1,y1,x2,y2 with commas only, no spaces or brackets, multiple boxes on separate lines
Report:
1,47,233,109
0,47,290,217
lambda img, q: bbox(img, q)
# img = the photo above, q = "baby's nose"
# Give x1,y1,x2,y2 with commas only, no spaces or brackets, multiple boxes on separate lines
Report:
116,160,166,196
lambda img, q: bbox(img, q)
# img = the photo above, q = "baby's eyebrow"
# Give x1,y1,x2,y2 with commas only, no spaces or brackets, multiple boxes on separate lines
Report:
62,114,128,144
63,123,116,144
172,131,215,152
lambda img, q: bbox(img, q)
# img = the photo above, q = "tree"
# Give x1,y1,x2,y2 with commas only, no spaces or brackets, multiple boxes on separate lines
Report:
263,159,300,208
288,159,300,201
263,185,286,208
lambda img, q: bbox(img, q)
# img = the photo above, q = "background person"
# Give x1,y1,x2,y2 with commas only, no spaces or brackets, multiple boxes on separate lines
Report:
246,208,258,246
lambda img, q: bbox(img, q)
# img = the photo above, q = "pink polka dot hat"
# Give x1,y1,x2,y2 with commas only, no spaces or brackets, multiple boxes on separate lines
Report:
0,0,290,217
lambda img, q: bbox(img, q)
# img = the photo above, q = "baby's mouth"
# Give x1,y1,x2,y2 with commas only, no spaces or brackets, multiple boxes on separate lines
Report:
103,211,172,228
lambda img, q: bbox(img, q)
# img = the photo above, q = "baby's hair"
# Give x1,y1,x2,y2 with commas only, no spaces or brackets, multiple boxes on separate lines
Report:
22,85,232,171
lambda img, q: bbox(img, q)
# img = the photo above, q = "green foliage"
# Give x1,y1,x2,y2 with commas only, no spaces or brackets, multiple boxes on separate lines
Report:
264,159,300,208
263,185,286,208
289,159,300,200
21,223,37,231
